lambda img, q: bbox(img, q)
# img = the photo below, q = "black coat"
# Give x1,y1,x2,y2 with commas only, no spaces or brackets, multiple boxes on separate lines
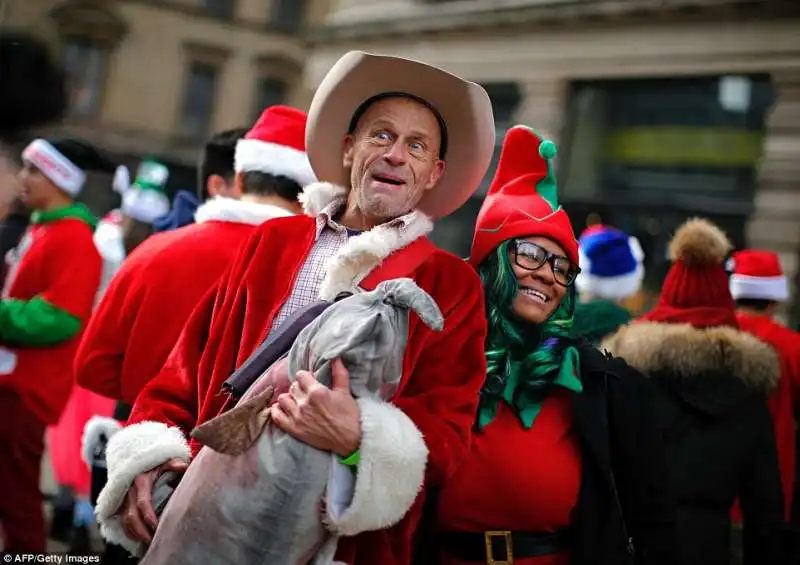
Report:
415,344,678,565
604,321,785,565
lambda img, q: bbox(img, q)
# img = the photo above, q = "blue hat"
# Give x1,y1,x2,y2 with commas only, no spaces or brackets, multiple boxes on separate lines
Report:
576,225,645,300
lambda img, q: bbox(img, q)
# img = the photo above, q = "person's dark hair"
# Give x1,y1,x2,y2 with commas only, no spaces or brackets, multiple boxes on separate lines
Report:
197,128,248,198
735,298,777,312
241,171,302,202
0,31,67,139
49,138,118,174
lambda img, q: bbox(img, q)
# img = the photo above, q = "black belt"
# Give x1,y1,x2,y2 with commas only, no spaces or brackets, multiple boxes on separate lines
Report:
439,529,572,563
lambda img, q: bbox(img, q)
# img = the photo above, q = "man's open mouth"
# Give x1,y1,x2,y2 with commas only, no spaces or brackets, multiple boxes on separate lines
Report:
372,173,405,186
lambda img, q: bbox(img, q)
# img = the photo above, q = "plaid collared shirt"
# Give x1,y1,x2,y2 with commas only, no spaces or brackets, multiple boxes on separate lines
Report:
266,201,417,339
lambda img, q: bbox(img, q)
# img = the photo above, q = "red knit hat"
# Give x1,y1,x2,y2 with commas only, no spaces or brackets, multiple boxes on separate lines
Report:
234,105,316,186
469,125,578,268
642,218,737,328
728,249,789,302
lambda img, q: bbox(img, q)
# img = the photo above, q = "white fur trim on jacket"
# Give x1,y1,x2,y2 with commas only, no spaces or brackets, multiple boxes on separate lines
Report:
730,274,790,302
298,182,435,301
575,263,645,301
324,397,428,536
195,196,295,226
81,416,123,467
234,139,316,187
95,421,190,556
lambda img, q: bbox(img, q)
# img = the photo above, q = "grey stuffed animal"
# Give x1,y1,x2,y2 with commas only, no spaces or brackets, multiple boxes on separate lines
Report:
139,278,443,565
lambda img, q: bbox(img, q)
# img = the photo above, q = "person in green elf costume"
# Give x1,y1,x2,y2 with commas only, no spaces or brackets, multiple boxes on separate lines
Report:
0,137,110,551
421,125,676,565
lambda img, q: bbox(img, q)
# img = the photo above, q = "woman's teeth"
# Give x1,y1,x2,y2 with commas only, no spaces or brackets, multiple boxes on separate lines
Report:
521,288,548,304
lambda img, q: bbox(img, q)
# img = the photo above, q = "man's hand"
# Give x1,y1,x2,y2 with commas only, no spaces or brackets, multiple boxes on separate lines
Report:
120,458,188,543
271,358,362,457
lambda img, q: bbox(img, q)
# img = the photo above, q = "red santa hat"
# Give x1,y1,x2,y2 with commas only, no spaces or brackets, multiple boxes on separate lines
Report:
642,218,737,328
469,125,578,268
728,249,789,302
234,105,316,187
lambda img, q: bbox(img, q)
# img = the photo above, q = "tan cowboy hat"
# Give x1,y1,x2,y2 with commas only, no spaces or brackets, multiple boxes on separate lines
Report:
306,51,496,220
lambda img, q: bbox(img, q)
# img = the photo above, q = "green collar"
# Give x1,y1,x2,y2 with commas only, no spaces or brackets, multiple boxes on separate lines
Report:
477,343,583,430
31,203,98,229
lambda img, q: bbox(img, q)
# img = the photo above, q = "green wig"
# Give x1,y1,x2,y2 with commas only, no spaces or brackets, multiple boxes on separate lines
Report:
476,240,582,430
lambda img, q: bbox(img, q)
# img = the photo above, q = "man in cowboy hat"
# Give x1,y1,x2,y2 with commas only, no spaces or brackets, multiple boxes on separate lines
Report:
94,52,496,564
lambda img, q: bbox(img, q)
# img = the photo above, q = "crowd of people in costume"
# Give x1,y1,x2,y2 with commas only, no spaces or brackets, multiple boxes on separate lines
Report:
0,46,798,565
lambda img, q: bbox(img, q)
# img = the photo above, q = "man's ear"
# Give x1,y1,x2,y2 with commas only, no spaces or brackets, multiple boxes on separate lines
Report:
342,134,355,169
425,159,445,192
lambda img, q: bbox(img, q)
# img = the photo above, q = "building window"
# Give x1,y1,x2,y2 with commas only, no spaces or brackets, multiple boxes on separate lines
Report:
63,38,108,118
253,78,288,121
204,0,234,19
271,0,306,32
179,62,218,139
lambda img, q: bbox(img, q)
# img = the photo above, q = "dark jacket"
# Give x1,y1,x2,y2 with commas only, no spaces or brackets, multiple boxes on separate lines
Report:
604,321,785,565
415,344,678,565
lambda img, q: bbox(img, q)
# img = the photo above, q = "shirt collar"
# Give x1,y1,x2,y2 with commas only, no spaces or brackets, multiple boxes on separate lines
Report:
315,199,420,236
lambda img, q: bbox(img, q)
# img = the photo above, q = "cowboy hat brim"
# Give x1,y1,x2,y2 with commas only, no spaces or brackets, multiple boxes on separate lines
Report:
305,51,496,220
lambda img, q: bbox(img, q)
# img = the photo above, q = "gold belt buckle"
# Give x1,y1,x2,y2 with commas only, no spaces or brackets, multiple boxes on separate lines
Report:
484,530,514,565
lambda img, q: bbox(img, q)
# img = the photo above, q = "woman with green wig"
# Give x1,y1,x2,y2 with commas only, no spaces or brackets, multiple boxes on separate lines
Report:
420,126,677,565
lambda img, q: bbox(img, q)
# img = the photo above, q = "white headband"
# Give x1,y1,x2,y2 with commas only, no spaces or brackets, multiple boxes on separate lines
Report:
22,139,86,196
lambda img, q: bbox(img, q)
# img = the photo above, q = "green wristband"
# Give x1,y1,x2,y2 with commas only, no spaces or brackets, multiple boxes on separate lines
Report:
339,448,360,467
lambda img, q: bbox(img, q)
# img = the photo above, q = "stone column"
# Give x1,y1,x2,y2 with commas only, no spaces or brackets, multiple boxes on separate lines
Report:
746,71,800,326
512,78,568,143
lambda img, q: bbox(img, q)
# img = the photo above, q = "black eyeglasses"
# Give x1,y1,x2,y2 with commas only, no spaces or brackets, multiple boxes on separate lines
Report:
512,240,581,287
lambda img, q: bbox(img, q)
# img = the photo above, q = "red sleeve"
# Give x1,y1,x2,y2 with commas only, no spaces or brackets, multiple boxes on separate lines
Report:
43,222,102,321
397,263,488,486
126,226,269,434
74,265,139,399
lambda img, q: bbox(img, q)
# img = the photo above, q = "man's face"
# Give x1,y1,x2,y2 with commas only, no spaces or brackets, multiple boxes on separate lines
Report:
17,163,58,210
342,97,445,224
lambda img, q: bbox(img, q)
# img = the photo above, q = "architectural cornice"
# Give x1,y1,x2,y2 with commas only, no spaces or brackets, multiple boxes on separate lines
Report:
307,0,799,43
49,0,129,47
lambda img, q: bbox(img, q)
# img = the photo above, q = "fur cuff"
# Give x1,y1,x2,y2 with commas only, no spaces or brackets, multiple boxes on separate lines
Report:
325,397,428,536
95,421,191,556
81,416,123,467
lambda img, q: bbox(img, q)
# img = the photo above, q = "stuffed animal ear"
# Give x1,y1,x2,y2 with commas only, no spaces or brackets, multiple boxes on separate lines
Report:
378,278,444,331
191,385,275,456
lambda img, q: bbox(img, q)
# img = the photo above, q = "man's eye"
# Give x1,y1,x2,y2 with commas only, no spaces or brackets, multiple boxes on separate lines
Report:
409,141,424,152
375,131,392,141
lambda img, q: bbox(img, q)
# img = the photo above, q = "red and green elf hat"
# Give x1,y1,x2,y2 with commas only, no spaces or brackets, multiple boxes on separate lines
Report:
469,125,578,267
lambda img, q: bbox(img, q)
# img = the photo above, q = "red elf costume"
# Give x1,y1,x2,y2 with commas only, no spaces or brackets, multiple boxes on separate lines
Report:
0,138,105,550
94,51,498,565
75,105,315,447
425,126,676,565
729,249,800,524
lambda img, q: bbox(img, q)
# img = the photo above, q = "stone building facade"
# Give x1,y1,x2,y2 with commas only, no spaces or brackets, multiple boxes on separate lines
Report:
306,0,800,324
3,0,330,207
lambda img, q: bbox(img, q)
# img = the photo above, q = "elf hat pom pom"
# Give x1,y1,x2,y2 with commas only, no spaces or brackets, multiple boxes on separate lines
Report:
234,105,316,187
121,160,171,224
576,225,645,300
728,249,789,302
643,217,737,328
469,125,578,268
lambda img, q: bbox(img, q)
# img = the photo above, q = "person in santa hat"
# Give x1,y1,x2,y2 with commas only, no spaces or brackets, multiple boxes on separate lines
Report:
0,137,110,551
93,51,496,564
421,125,675,565
604,219,785,564
75,105,311,459
729,249,800,554
572,225,646,344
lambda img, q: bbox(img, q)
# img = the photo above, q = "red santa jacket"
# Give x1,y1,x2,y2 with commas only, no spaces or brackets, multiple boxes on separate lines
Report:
75,197,296,407
96,183,488,565
736,311,800,521
0,208,101,424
